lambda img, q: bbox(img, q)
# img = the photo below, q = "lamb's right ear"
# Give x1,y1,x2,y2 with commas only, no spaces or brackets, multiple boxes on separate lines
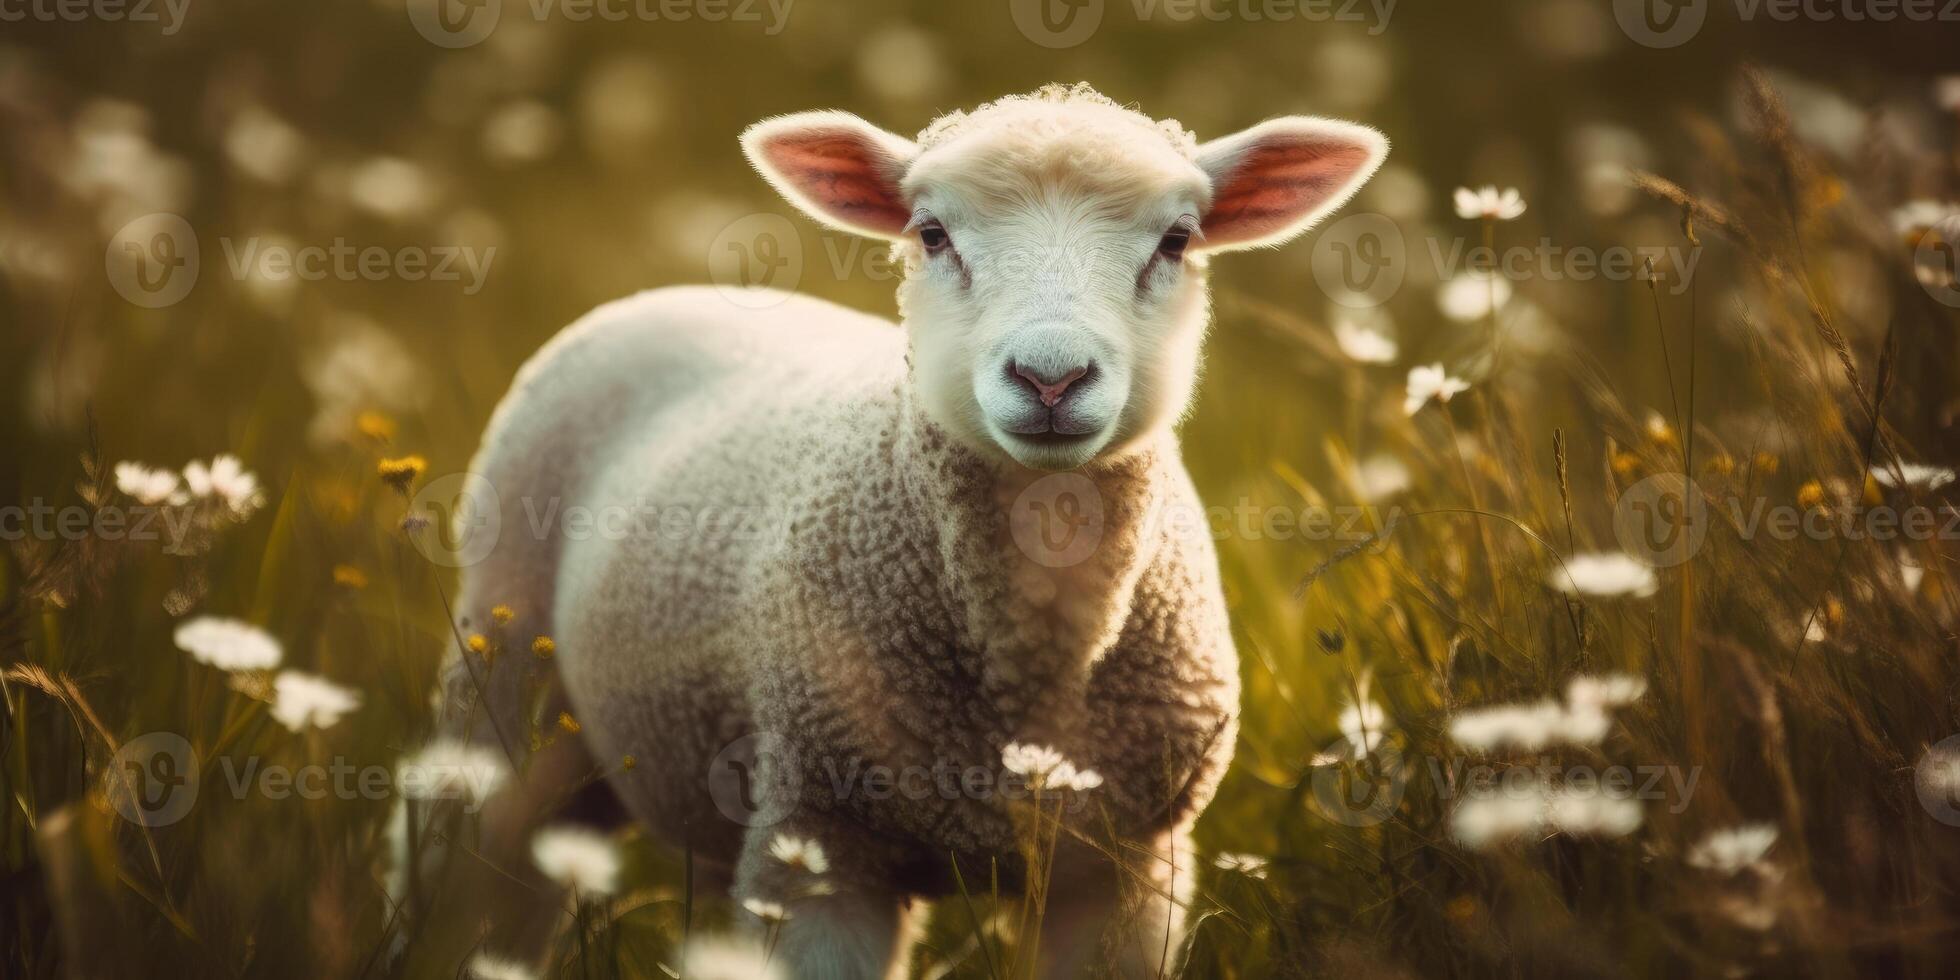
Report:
741,111,918,241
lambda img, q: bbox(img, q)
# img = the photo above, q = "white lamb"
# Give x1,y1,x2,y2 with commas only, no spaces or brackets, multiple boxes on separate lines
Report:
439,83,1385,978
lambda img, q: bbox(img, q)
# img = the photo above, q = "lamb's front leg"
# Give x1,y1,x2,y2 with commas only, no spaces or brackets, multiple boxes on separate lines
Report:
734,823,916,980
1038,827,1196,979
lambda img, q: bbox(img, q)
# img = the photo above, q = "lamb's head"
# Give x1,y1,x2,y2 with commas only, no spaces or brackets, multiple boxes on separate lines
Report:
742,84,1386,471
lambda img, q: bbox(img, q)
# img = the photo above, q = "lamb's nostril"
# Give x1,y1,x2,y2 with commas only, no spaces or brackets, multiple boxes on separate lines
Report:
1012,363,1090,408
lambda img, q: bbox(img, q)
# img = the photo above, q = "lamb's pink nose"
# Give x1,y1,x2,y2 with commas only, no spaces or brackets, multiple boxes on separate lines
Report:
1014,364,1088,408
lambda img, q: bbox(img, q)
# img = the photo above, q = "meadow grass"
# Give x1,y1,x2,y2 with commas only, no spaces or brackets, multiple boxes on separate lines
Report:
3,49,1959,980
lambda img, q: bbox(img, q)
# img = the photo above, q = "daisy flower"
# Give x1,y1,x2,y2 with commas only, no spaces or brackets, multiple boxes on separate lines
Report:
1214,852,1270,879
1868,461,1955,491
114,462,182,505
184,454,263,516
1686,824,1778,874
531,826,621,895
1402,363,1471,416
270,671,361,731
768,834,830,875
174,616,282,671
1548,552,1659,598
398,738,510,806
1338,699,1388,758
1453,185,1527,221
1436,274,1513,322
1333,316,1398,364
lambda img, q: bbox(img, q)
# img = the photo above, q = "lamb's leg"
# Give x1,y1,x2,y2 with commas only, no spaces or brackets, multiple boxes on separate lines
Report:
1037,827,1196,979
734,823,914,980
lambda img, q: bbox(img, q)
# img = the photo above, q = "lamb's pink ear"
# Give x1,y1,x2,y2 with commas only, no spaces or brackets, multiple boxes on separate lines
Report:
1195,117,1388,252
741,111,918,240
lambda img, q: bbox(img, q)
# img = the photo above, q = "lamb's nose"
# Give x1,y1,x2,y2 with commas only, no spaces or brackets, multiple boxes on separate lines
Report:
1013,363,1089,408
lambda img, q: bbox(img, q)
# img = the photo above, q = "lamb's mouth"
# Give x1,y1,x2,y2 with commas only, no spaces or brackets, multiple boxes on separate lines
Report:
1006,429,1099,447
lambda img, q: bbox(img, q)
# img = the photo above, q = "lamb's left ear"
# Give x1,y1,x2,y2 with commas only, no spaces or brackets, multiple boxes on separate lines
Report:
741,111,919,241
1195,117,1389,253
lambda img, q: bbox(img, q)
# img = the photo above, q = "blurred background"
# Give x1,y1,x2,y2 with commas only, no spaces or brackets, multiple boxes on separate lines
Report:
4,1,1960,977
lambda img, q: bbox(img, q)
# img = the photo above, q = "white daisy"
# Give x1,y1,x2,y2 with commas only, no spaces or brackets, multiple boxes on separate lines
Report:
1047,762,1104,792
1333,316,1398,364
1450,699,1572,753
1868,461,1955,491
1001,742,1066,779
531,826,621,895
1338,699,1389,757
1436,274,1513,323
398,738,510,806
1450,790,1549,849
1403,363,1472,416
1214,852,1270,879
1453,185,1527,221
767,834,830,875
742,897,791,923
467,953,538,980
1686,824,1778,874
174,616,282,671
1566,673,1648,710
184,454,263,516
1547,789,1643,838
681,934,785,980
1549,552,1659,598
270,671,361,731
1353,455,1410,502
114,462,181,505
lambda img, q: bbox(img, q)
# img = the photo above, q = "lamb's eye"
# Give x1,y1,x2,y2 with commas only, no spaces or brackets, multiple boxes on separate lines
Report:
1157,225,1192,261
918,220,952,254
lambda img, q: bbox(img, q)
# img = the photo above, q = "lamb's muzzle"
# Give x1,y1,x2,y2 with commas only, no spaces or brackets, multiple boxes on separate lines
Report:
437,82,1387,979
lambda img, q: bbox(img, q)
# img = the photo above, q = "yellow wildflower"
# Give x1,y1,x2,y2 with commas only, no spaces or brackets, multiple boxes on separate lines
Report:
491,604,515,626
532,635,556,659
378,455,428,494
331,564,369,589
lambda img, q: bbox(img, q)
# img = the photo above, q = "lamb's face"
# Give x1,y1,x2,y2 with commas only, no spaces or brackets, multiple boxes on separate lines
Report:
743,86,1388,471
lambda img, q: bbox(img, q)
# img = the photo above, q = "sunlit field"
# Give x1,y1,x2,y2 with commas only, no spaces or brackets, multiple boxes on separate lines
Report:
5,2,1960,977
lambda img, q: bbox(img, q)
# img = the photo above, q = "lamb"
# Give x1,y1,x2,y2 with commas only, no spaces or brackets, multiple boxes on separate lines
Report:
436,83,1386,978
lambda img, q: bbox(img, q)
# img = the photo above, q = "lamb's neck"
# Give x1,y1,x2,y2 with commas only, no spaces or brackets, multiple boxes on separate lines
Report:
894,389,1174,744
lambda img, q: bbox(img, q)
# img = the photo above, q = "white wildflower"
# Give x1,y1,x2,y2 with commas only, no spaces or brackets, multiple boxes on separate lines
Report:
1338,699,1389,757
681,934,785,980
742,897,790,923
398,738,510,806
1547,789,1643,838
1899,553,1925,595
1451,790,1549,849
114,462,182,505
1047,762,1104,791
270,671,361,731
768,834,829,875
1001,742,1065,779
174,616,282,671
1868,461,1955,491
1549,552,1659,598
1403,363,1471,416
1686,824,1778,874
1436,274,1513,322
1453,185,1527,221
531,826,621,895
183,454,263,516
1214,852,1270,879
1890,200,1958,237
346,156,437,222
467,954,538,980
1566,673,1648,710
1449,699,1570,753
1333,316,1398,364
1353,455,1410,502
